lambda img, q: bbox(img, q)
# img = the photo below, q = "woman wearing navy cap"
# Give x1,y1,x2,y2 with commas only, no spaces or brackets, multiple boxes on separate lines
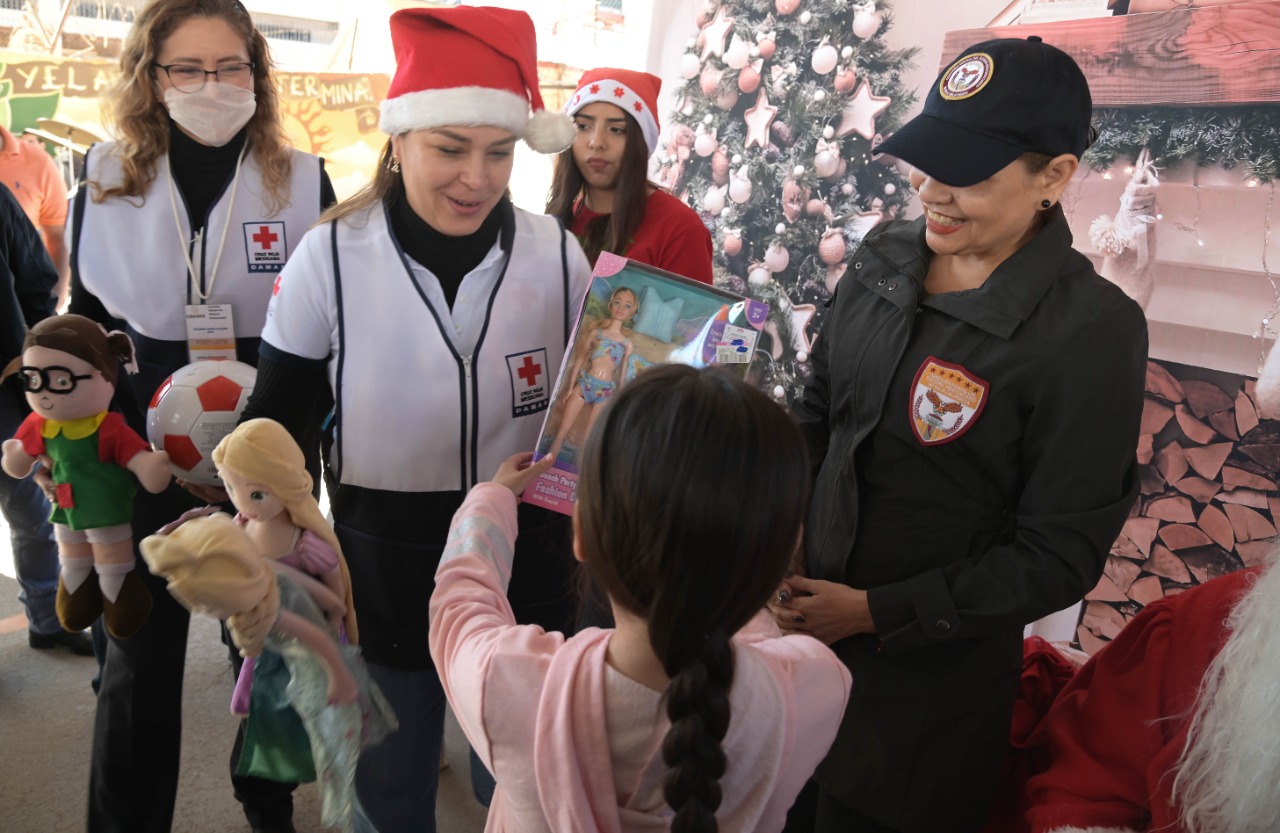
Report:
770,37,1148,833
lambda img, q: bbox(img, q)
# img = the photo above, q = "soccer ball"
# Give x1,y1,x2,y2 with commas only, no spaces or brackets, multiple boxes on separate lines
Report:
147,360,257,485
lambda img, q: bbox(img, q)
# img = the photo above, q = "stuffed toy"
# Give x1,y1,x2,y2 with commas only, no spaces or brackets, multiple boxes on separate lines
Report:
210,418,359,783
141,513,395,832
1,314,171,638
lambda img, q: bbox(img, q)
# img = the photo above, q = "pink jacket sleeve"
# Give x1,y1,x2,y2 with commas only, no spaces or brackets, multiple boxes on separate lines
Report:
429,484,565,768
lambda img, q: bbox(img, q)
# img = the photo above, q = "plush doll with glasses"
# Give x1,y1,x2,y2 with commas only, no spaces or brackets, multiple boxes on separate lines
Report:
1,314,171,638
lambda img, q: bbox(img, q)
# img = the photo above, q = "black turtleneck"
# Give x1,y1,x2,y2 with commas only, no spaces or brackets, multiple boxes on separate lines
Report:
388,180,508,308
167,118,248,229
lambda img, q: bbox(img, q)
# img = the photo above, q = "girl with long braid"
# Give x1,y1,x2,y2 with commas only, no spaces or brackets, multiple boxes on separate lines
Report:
430,364,850,831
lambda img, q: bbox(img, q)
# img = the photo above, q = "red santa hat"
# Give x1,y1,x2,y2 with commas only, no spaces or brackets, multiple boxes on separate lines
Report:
566,68,662,156
379,6,574,154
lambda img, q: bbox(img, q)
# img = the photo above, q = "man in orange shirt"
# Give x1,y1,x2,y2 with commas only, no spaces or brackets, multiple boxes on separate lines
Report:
0,123,69,309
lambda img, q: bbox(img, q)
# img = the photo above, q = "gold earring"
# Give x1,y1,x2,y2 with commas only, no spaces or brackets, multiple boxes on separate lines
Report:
390,157,401,174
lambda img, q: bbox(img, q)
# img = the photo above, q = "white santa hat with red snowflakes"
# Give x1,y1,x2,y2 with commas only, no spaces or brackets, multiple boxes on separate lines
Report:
379,5,574,154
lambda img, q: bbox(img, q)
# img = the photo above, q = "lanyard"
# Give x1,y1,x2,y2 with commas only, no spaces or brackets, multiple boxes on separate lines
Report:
166,144,247,302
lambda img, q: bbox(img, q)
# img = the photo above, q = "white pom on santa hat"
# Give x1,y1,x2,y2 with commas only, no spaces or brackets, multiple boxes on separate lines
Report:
379,6,574,154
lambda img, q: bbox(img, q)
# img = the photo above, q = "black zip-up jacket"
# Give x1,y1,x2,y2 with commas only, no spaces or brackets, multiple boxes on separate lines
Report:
0,183,57,409
793,207,1147,832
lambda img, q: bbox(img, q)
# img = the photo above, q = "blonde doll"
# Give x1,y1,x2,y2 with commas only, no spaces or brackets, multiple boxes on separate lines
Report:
141,512,394,831
547,285,637,462
212,417,356,643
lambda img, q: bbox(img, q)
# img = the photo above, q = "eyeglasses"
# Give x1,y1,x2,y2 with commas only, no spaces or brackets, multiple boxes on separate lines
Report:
154,62,254,93
17,366,95,395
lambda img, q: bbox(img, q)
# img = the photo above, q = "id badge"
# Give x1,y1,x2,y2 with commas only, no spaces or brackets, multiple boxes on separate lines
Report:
185,304,237,362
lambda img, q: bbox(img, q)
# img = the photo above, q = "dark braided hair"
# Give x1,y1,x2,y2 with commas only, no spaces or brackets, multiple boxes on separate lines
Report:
575,364,809,831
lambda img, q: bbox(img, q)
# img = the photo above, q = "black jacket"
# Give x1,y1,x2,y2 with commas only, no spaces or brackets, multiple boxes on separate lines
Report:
793,208,1147,832
0,183,57,409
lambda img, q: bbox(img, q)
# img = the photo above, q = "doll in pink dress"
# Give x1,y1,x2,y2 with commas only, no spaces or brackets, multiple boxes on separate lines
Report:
210,418,357,719
141,512,393,832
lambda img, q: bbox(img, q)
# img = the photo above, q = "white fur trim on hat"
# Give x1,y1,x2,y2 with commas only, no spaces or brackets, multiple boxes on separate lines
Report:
382,86,529,139
566,79,660,156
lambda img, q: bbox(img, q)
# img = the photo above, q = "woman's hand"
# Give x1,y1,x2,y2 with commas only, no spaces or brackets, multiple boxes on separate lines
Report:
177,479,230,505
767,575,876,645
492,452,555,497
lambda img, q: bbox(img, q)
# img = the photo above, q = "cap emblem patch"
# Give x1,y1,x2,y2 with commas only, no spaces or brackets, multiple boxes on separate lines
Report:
939,53,994,101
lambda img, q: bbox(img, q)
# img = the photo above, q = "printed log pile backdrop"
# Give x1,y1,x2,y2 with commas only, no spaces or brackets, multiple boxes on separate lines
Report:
1078,359,1278,654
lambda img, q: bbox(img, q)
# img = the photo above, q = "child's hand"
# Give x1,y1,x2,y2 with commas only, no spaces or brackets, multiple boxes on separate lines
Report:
492,452,555,497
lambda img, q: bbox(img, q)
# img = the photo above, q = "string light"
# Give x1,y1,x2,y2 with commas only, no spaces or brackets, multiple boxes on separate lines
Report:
1255,183,1278,371
1174,168,1203,248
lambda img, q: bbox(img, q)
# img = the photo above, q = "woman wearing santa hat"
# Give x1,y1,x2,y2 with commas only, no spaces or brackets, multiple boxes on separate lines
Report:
240,6,592,832
547,67,714,283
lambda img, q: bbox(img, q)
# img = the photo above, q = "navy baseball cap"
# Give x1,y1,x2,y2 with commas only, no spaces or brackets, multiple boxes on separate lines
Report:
875,36,1093,187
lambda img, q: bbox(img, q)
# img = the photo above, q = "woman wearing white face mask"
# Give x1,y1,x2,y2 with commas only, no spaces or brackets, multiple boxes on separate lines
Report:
67,2,335,832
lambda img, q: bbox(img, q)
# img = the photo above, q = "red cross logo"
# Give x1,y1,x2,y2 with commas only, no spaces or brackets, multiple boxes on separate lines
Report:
253,225,279,250
613,86,625,98
272,274,282,296
517,355,542,387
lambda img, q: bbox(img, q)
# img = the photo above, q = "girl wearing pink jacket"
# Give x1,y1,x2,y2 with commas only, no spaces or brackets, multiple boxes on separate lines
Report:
430,364,851,832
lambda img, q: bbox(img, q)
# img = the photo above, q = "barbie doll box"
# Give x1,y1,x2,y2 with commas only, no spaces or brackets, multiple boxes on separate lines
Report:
525,252,768,515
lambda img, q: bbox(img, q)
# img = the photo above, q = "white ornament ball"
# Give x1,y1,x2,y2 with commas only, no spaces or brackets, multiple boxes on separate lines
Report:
764,241,790,272
775,223,787,234
813,89,826,102
841,183,855,195
800,10,812,24
812,43,838,75
853,10,881,39
680,53,701,80
688,38,697,49
694,132,718,157
814,150,839,178
702,186,726,215
733,154,743,165
750,46,760,58
703,114,714,125
726,35,751,70
729,176,752,205
842,46,854,59
721,208,734,221
884,183,897,195
749,265,773,286
773,385,786,400
797,351,809,363
715,87,740,110
793,165,806,176
823,126,835,140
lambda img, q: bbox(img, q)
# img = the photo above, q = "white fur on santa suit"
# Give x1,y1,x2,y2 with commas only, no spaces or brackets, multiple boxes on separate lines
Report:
1257,340,1280,420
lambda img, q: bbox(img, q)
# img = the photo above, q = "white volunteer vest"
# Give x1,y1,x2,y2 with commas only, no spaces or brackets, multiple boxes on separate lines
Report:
75,142,321,340
329,205,575,493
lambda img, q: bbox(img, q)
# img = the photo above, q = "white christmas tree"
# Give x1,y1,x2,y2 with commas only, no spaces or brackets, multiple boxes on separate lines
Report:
655,0,918,402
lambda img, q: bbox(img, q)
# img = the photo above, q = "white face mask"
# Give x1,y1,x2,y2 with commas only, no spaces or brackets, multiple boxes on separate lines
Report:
164,82,257,147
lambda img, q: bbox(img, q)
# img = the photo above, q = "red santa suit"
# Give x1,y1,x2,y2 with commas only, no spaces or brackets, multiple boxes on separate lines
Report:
1025,567,1261,833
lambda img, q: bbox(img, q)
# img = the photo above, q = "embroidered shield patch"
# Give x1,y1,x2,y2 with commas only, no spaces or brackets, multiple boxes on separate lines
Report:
909,357,989,445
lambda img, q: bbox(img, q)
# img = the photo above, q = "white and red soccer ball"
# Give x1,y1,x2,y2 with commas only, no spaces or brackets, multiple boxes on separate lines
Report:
146,360,257,485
